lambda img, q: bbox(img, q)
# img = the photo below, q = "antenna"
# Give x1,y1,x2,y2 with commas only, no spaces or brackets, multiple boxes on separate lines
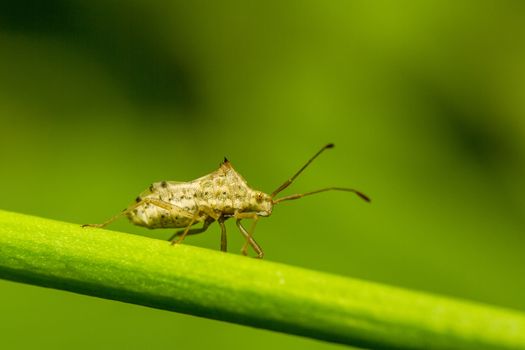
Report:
273,187,370,204
270,143,334,198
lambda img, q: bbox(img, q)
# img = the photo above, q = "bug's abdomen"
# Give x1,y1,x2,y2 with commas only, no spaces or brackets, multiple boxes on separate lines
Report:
126,202,195,229
126,182,201,229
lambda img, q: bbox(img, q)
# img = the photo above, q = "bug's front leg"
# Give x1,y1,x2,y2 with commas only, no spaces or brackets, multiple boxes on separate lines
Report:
241,216,259,256
235,212,263,258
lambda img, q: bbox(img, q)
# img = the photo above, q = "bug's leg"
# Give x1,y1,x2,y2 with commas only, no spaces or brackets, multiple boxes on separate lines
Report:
240,216,259,256
168,217,213,242
218,217,227,252
171,211,209,246
82,201,144,228
235,212,260,255
141,198,194,219
171,216,197,245
236,220,263,258
82,211,126,228
193,207,226,252
235,213,263,258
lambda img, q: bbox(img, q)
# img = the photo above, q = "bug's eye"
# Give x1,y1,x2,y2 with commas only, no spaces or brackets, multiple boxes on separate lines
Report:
256,193,263,202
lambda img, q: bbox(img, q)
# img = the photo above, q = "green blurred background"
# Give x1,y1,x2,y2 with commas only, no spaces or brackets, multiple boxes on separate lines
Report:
1,1,525,349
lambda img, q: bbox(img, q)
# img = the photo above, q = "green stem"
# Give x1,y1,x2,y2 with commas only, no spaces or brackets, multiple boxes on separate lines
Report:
0,209,524,349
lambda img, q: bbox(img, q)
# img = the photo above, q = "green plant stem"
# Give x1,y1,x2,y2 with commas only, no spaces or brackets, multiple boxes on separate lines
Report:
0,209,524,349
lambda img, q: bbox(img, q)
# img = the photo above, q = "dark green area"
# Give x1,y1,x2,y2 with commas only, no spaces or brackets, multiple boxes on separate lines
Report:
1,1,524,349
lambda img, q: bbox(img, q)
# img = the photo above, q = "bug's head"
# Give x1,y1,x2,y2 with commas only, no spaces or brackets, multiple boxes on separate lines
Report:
251,191,273,217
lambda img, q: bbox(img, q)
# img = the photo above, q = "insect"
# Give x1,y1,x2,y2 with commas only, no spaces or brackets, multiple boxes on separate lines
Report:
82,143,369,258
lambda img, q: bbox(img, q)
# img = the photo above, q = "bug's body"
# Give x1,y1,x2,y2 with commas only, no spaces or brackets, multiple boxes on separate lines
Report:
83,144,369,258
129,161,272,229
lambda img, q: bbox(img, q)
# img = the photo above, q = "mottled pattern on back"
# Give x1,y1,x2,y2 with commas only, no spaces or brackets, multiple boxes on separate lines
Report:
126,161,272,229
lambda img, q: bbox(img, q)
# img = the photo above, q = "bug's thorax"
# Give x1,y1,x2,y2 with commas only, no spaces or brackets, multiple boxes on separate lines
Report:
199,160,273,217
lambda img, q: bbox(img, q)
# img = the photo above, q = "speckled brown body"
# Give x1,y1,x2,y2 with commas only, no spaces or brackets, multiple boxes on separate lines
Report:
127,161,273,229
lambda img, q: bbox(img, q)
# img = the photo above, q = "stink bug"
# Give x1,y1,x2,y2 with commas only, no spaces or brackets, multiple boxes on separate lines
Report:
82,144,369,258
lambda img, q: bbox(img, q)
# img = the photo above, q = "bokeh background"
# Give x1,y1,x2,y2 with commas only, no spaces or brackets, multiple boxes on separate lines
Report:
1,1,525,349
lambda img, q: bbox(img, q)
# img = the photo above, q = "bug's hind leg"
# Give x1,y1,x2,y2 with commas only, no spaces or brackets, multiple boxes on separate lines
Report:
81,203,140,228
235,213,263,258
170,217,212,245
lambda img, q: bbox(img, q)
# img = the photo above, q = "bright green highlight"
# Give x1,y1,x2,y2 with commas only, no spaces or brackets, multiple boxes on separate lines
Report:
0,209,524,349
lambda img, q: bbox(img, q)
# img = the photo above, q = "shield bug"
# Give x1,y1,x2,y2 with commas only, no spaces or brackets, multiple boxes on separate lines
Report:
82,143,370,258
